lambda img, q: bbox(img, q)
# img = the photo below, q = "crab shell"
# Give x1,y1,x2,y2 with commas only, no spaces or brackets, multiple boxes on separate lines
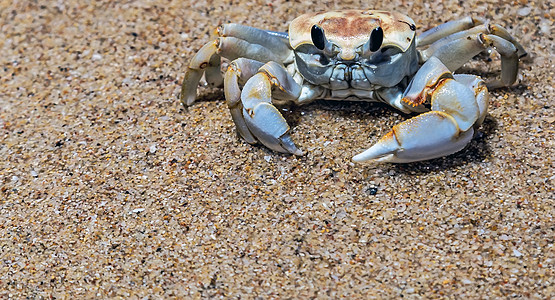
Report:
289,10,417,56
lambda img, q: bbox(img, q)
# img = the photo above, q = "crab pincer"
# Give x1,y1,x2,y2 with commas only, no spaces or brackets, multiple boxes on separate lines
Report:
353,57,488,163
239,62,303,155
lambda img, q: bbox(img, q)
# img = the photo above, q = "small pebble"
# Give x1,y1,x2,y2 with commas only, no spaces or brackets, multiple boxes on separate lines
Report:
517,7,531,16
366,186,378,195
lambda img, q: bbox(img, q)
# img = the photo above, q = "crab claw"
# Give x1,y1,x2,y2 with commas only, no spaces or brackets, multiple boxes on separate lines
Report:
242,101,303,155
238,62,303,155
352,111,474,163
353,59,487,163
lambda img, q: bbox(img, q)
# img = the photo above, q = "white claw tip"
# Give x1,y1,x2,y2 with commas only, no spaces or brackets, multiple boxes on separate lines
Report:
352,152,394,164
352,131,401,163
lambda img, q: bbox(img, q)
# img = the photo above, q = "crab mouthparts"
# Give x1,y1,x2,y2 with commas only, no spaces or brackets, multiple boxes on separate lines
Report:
329,63,371,90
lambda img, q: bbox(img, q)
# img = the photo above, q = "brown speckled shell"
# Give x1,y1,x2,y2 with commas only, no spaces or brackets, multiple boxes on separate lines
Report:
289,10,416,51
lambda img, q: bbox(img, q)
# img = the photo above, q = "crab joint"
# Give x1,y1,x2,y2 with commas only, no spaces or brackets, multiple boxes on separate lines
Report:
401,57,453,107
188,40,220,70
402,77,450,107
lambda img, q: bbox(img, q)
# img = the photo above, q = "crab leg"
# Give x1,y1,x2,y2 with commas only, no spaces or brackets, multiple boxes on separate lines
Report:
180,24,292,106
422,25,526,59
421,33,520,88
353,57,488,163
417,16,483,47
418,18,527,57
218,24,292,59
180,41,219,106
239,61,303,155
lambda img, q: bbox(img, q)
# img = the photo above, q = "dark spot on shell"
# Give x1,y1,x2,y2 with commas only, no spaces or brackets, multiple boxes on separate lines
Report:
399,21,416,31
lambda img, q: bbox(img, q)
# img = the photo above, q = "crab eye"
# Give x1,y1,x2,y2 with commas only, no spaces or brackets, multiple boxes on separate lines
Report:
311,25,326,50
369,27,384,52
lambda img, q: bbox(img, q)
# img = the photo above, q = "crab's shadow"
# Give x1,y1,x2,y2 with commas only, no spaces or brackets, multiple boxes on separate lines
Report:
189,87,225,104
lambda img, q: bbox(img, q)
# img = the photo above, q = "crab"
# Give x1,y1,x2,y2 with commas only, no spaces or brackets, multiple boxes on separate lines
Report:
180,10,526,163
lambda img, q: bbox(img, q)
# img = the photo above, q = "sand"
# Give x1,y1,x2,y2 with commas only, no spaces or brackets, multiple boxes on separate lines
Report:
0,0,553,298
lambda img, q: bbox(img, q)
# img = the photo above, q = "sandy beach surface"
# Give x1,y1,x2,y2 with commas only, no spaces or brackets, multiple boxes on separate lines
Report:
1,0,553,298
